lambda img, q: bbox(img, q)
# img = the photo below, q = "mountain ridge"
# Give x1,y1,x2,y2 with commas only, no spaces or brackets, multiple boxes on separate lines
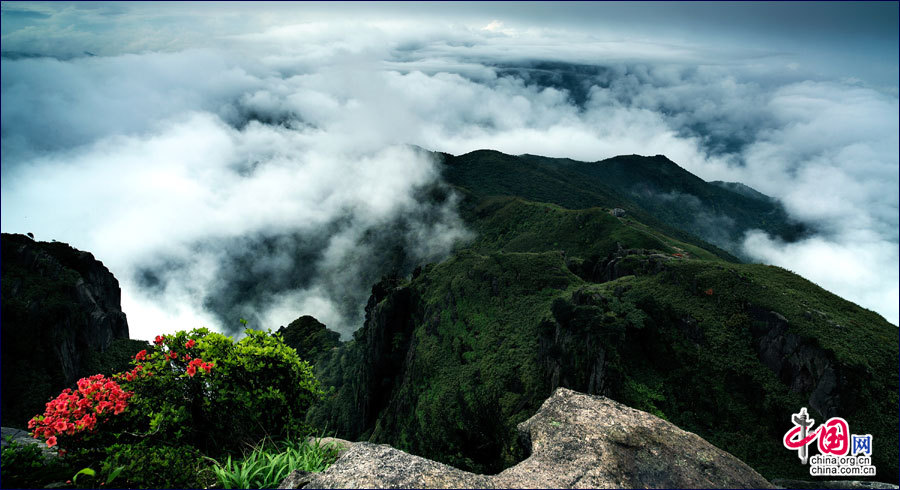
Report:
437,149,808,260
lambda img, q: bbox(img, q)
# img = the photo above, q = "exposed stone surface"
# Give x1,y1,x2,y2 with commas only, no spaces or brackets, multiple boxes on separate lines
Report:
494,388,775,489
284,442,492,489
1,427,57,460
310,437,353,459
1,233,129,427
291,388,774,489
772,479,899,490
280,470,313,489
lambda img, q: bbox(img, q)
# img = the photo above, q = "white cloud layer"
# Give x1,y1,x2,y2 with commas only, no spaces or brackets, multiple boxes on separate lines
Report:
2,4,897,335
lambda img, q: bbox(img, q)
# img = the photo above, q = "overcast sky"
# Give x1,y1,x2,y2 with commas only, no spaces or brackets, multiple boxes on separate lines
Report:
2,1,898,337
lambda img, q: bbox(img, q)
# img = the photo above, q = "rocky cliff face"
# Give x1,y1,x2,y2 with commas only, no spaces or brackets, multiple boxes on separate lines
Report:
307,275,420,442
1,233,129,427
287,388,774,489
747,307,861,421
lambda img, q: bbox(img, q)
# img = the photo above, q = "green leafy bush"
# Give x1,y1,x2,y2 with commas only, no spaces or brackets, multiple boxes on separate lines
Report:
2,438,53,487
118,327,325,455
1,438,44,473
98,440,215,488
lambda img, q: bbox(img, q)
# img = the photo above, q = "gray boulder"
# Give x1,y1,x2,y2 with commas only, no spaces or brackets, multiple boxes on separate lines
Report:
772,479,899,489
1,427,58,461
285,442,492,489
284,388,774,489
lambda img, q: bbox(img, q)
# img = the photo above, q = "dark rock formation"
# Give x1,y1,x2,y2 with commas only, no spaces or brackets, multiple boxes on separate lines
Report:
306,275,419,441
567,246,671,284
748,307,859,420
285,388,774,489
1,233,129,428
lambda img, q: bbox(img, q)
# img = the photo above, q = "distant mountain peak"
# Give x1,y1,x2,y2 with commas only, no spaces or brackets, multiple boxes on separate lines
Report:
438,149,809,260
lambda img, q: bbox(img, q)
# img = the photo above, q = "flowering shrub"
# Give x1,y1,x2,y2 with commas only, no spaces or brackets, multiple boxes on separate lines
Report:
23,327,323,488
119,327,324,455
28,374,132,448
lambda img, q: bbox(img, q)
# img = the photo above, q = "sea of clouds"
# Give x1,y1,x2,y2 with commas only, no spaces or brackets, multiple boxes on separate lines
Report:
2,3,897,337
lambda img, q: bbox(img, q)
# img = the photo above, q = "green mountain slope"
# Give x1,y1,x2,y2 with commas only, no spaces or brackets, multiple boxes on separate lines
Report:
466,197,722,262
570,154,808,248
308,187,898,481
439,150,808,259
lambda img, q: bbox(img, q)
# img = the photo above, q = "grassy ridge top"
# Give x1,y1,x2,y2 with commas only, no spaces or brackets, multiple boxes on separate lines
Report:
466,196,723,262
440,149,807,260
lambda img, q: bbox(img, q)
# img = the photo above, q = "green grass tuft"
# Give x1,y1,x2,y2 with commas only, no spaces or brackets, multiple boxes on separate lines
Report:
209,438,341,489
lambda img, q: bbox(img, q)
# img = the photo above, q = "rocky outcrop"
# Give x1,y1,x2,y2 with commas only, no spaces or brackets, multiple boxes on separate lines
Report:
306,275,420,441
285,388,774,489
567,246,672,284
748,307,858,420
501,388,773,489
286,442,492,489
1,234,129,428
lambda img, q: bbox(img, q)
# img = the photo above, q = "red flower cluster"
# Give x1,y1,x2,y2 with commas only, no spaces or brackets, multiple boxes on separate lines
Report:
704,288,714,296
186,358,213,377
119,363,152,382
144,334,213,377
28,374,132,448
